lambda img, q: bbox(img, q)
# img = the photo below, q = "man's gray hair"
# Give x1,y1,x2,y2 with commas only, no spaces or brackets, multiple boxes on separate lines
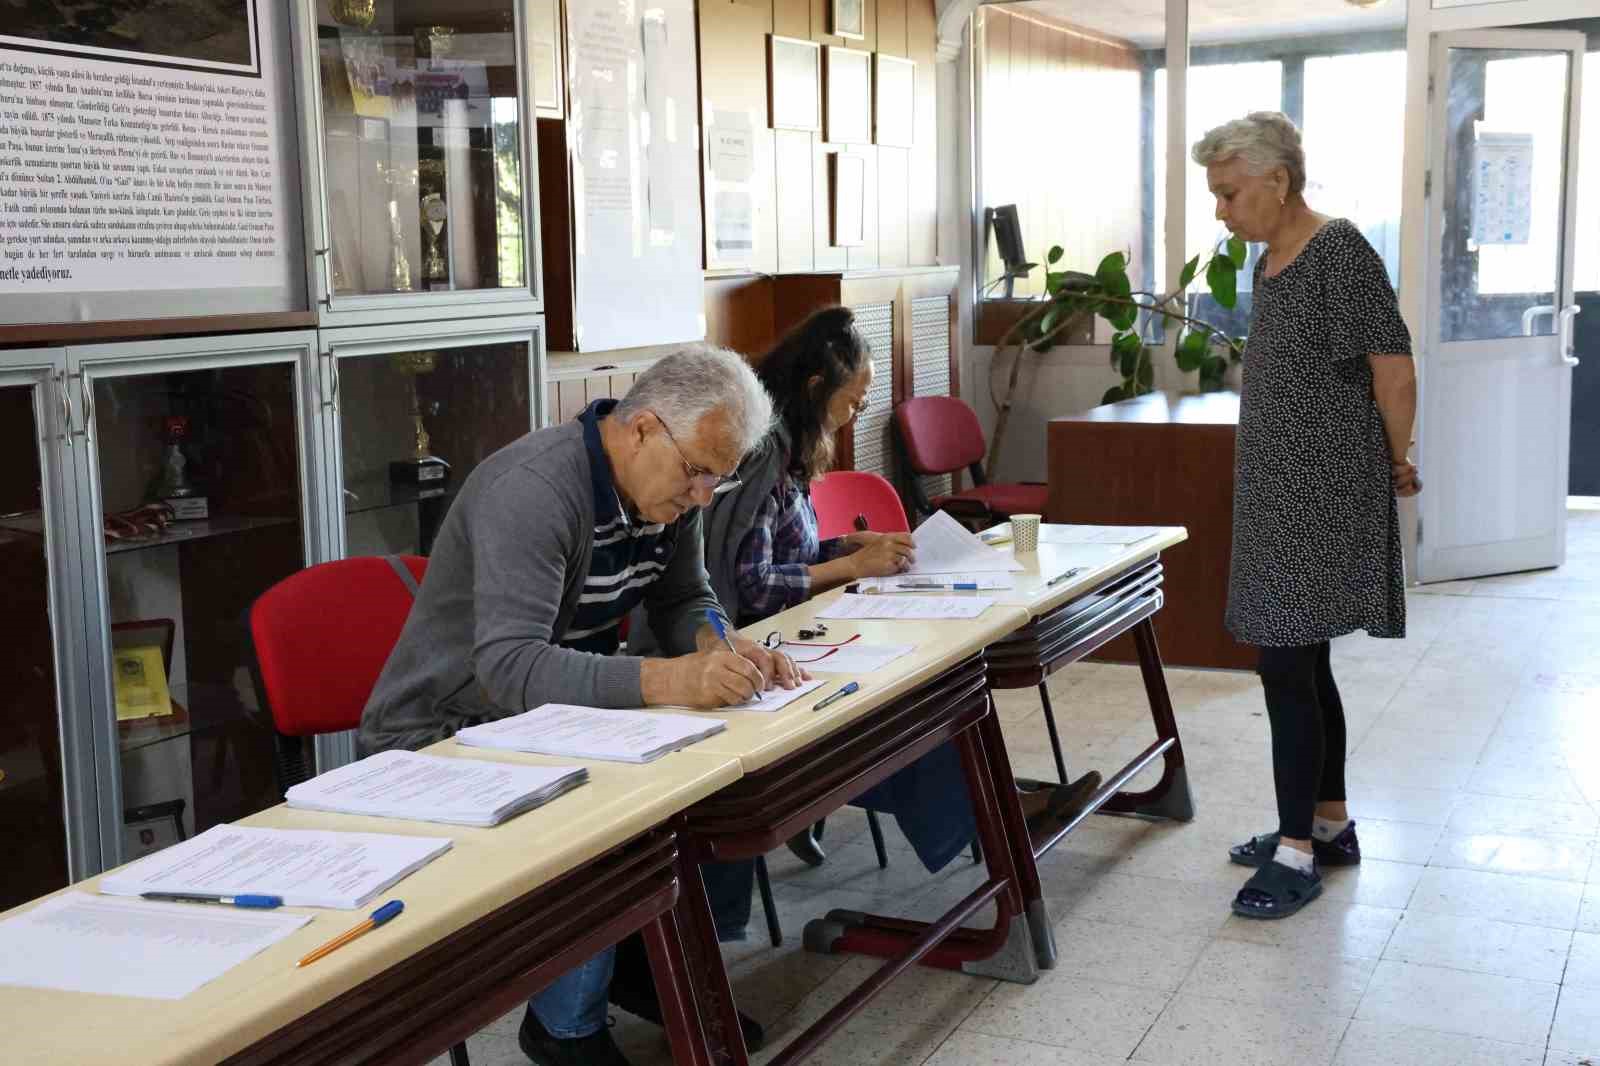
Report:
1191,111,1306,196
614,344,774,457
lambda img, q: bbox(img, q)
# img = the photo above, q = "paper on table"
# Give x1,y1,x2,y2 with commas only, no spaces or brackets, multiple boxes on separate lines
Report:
1038,525,1164,546
99,825,453,910
816,594,994,620
778,642,914,674
0,893,310,999
457,705,726,763
727,677,827,712
854,574,1014,592
286,750,587,827
905,510,1024,574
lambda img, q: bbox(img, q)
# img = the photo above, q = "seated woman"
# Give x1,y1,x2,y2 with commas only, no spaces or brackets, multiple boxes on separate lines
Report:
703,307,1097,885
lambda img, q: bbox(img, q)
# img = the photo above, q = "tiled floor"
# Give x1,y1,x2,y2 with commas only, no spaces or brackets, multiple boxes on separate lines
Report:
434,506,1600,1066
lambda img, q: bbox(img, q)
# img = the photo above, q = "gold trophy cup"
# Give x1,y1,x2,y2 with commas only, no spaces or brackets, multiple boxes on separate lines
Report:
388,351,451,484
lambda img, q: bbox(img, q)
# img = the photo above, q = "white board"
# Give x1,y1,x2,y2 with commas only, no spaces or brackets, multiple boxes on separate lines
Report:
567,0,704,351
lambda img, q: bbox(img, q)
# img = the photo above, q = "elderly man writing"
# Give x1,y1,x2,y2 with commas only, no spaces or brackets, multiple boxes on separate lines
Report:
361,346,793,1066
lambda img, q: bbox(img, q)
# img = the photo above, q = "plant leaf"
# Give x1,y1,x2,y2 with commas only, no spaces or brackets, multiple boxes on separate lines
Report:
1178,254,1200,289
1118,345,1139,378
1095,251,1127,283
1206,255,1238,309
1137,359,1154,389
1226,237,1247,269
1047,245,1063,265
1101,385,1127,405
1040,305,1060,335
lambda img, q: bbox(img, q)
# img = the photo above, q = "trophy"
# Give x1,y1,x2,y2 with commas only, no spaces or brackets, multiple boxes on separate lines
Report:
386,198,413,293
329,0,376,29
421,192,448,288
388,351,451,484
150,416,209,519
413,25,456,62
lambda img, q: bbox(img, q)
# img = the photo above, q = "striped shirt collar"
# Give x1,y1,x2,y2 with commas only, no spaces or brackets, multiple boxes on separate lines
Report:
580,399,630,528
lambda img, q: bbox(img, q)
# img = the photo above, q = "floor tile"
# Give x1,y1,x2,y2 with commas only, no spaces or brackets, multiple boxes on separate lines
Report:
961,972,1171,1058
924,1031,1131,1066
1429,831,1596,883
1354,819,1446,865
1552,985,1600,1055
1331,1020,1545,1066
1219,899,1402,960
1382,911,1573,982
1446,795,1599,839
1356,960,1559,1046
1409,867,1584,930
1564,931,1600,990
1131,992,1347,1066
1051,918,1209,992
1053,872,1234,938
1179,937,1377,1016
1319,858,1427,910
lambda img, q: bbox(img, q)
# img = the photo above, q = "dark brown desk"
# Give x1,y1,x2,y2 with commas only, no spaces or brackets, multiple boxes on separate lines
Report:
1046,391,1253,670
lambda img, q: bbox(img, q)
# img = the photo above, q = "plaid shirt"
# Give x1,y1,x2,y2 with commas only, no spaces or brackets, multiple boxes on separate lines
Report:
733,476,850,622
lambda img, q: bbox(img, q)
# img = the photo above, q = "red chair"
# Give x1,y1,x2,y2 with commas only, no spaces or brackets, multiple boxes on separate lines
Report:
249,554,470,1066
811,470,909,539
892,396,1047,523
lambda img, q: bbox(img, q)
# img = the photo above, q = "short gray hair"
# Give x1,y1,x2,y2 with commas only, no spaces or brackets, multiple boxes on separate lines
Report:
1191,111,1306,196
614,344,774,458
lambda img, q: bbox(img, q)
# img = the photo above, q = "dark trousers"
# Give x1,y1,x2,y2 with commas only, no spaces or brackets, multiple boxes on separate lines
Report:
1258,641,1348,841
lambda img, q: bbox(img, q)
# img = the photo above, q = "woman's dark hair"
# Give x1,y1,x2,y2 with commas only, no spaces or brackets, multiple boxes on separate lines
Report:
756,306,871,481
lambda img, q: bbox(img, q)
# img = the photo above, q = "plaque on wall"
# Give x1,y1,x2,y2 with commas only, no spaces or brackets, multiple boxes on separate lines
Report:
824,46,871,146
831,0,866,41
873,54,915,149
767,35,820,132
830,152,866,248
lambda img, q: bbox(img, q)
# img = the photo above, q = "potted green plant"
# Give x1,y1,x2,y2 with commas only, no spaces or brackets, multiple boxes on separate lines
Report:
986,239,1250,477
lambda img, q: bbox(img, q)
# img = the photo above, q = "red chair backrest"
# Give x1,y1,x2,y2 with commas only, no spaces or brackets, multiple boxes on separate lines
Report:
812,470,909,537
249,555,426,737
894,396,986,476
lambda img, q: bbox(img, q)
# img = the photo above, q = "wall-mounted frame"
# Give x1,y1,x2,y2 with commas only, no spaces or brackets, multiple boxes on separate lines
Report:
768,35,820,132
830,152,867,247
873,53,915,148
830,0,865,40
824,46,872,146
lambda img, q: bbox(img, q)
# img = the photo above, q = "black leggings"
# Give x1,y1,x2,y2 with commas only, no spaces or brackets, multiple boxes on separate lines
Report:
1258,641,1348,841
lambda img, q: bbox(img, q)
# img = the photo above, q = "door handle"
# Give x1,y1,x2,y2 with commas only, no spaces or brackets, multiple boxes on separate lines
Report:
57,372,72,447
1522,304,1557,336
1560,304,1581,367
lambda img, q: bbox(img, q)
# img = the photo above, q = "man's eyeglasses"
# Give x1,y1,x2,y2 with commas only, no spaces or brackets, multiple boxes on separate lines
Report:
656,414,742,494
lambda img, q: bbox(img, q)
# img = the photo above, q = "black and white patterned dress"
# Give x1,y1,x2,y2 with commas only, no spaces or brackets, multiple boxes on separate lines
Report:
1226,218,1412,647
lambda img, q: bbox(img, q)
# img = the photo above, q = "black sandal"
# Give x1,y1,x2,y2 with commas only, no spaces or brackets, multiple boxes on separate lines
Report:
1231,859,1322,920
1229,823,1361,868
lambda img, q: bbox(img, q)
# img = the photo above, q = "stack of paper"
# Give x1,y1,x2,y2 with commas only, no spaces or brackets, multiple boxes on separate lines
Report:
817,594,994,620
0,893,310,1000
100,825,454,910
457,704,728,763
906,511,1024,574
285,749,587,827
1039,525,1164,546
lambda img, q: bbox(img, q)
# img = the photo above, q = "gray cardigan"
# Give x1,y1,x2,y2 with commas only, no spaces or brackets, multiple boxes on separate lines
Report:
360,420,722,754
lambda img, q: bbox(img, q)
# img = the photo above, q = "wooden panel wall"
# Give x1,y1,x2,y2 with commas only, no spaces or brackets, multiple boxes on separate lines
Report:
978,9,1144,300
699,0,937,279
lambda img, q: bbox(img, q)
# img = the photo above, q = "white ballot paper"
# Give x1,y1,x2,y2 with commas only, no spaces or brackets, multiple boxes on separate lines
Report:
779,642,914,674
906,511,1024,574
99,825,453,910
854,574,1015,592
457,705,727,763
286,750,587,827
1038,525,1164,546
0,893,310,1000
816,594,994,620
728,677,827,712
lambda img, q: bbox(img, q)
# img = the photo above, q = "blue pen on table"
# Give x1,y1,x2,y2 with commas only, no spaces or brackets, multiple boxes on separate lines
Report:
1045,567,1085,587
897,580,979,591
296,900,405,968
141,892,283,909
813,681,860,711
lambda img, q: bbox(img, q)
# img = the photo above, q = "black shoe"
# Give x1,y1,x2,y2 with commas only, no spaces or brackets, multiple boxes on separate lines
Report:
518,1010,632,1066
610,934,767,1052
1229,822,1361,869
1231,858,1323,920
1046,771,1104,821
785,823,827,867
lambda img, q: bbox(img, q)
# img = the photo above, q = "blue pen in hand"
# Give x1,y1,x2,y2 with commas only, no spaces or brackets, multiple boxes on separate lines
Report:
706,609,765,695
140,892,283,909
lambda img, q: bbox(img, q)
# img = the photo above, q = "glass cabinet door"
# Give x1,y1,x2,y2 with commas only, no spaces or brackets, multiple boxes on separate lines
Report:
312,0,534,312
75,337,316,867
0,360,92,910
327,320,541,559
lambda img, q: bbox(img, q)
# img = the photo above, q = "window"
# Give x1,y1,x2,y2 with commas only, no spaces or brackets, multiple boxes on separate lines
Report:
1574,50,1600,294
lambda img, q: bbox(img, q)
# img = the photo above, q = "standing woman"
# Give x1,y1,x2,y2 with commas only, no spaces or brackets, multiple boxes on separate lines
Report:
1190,112,1421,919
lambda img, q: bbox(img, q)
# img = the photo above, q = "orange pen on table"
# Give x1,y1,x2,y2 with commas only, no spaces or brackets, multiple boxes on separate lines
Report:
296,900,404,967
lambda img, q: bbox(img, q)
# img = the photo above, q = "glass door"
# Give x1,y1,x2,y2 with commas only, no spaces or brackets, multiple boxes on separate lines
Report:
69,334,318,870
304,0,541,324
0,355,96,908
322,316,543,561
1419,30,1585,582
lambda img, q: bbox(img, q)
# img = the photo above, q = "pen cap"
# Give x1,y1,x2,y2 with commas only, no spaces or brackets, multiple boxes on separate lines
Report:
371,900,405,925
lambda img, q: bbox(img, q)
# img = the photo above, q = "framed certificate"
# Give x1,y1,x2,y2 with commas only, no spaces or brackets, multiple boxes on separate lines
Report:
824,46,871,146
768,35,820,132
873,54,914,148
830,152,866,247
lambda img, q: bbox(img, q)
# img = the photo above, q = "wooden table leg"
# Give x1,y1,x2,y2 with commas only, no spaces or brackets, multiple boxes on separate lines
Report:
642,908,717,1066
975,705,1057,970
671,842,751,1066
1100,618,1194,822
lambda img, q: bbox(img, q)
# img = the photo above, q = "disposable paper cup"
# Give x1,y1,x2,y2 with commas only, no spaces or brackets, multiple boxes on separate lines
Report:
1011,513,1041,553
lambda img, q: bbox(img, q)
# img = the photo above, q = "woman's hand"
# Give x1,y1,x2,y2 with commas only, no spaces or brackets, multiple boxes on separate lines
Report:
847,532,916,577
1392,461,1422,498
